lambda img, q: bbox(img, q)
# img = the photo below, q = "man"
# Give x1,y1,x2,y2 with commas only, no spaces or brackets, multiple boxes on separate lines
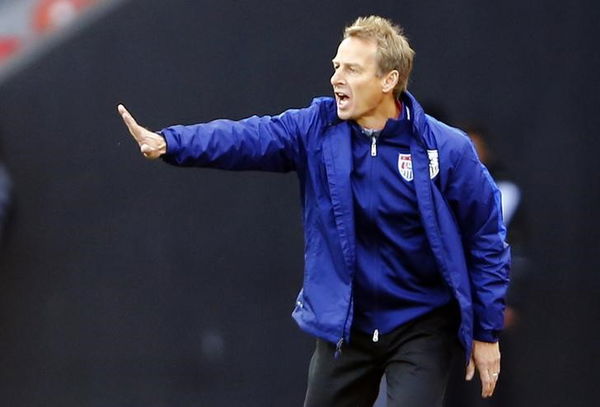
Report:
118,16,509,407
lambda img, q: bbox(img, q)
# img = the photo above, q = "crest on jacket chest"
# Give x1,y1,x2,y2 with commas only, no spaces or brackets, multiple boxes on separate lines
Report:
397,150,439,182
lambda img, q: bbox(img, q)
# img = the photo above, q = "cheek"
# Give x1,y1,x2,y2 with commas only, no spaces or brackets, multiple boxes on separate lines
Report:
351,80,369,100
354,82,380,106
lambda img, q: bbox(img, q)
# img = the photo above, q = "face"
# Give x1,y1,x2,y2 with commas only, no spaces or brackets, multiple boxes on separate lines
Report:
330,37,395,127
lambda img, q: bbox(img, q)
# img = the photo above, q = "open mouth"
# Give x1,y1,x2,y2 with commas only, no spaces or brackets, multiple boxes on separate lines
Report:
335,91,350,109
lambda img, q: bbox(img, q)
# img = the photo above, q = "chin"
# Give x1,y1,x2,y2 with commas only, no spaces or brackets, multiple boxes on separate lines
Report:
336,109,353,121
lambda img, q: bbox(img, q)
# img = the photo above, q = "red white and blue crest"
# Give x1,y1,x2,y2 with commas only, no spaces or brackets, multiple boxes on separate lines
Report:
397,150,439,182
398,153,413,181
427,149,440,179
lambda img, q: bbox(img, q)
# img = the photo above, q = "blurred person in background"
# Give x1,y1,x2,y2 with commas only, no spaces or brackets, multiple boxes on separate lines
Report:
445,124,530,407
0,135,13,247
118,16,510,407
463,125,528,331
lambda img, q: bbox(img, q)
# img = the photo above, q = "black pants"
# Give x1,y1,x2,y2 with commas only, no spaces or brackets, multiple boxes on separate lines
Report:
303,304,462,407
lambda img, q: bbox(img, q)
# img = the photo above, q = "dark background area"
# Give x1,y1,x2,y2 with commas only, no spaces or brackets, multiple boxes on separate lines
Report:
0,0,598,405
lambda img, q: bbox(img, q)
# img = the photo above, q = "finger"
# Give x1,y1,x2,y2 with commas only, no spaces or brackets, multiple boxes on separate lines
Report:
482,369,500,398
488,368,500,397
118,104,138,129
466,358,475,381
117,104,142,139
486,356,501,397
490,372,499,397
486,375,494,398
479,369,493,398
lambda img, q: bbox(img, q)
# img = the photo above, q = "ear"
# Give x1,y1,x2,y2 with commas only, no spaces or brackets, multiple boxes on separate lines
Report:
381,70,399,94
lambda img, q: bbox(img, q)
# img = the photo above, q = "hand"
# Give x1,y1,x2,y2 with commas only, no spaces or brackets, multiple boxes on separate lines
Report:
466,340,501,398
117,104,166,159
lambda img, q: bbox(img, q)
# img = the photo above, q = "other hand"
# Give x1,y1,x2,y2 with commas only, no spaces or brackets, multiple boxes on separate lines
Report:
466,340,501,398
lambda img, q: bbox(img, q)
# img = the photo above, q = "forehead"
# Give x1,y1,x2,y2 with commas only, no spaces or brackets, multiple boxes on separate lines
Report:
333,36,378,65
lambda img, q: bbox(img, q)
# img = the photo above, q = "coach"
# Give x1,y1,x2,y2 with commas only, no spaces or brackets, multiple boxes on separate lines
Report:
118,15,510,407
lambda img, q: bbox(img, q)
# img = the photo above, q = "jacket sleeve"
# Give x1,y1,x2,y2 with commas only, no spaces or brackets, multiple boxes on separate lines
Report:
444,138,511,343
159,103,319,172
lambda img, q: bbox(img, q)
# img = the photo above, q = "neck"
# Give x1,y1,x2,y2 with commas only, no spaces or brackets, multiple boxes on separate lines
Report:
356,95,401,130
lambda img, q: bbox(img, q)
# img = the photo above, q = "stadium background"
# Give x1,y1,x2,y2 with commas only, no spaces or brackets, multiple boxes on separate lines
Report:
0,0,598,405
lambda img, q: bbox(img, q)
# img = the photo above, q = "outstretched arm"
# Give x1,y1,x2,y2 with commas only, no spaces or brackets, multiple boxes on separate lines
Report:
116,101,319,172
117,104,166,159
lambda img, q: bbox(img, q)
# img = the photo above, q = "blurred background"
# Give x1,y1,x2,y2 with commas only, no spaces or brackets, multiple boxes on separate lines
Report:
0,0,598,406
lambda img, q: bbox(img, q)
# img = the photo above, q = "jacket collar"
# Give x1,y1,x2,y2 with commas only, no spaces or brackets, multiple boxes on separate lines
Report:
401,91,434,148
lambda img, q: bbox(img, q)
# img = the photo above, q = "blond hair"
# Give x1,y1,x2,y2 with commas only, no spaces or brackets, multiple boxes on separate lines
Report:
344,16,415,97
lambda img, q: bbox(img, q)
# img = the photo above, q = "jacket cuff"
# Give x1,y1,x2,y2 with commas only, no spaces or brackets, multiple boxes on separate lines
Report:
158,129,174,156
473,328,500,343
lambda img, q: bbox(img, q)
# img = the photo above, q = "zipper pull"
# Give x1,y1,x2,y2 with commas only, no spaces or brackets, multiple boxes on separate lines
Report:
334,338,344,359
372,329,379,343
370,136,377,157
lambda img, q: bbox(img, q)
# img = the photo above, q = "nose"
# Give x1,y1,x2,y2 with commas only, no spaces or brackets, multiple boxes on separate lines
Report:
330,68,343,87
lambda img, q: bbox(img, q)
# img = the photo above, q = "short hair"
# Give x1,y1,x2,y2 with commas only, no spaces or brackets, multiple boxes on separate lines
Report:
344,16,415,97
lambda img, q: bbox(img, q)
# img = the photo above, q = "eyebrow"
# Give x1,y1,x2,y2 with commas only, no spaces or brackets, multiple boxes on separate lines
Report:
332,60,361,69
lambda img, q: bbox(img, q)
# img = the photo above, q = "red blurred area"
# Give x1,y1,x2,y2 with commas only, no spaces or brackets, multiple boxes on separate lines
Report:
0,36,22,63
33,0,98,35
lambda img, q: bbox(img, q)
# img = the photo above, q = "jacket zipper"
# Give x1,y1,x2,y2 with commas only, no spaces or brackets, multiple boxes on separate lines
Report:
337,130,381,356
335,285,354,359
371,135,377,156
369,133,380,343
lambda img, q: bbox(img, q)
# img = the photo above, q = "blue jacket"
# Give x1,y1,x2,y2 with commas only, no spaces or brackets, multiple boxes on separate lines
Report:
161,92,511,359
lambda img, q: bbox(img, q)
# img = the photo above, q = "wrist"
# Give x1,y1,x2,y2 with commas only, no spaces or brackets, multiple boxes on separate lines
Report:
155,131,167,156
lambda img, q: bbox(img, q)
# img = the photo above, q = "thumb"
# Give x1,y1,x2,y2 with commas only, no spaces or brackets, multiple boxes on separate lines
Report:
141,144,152,154
466,357,475,381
